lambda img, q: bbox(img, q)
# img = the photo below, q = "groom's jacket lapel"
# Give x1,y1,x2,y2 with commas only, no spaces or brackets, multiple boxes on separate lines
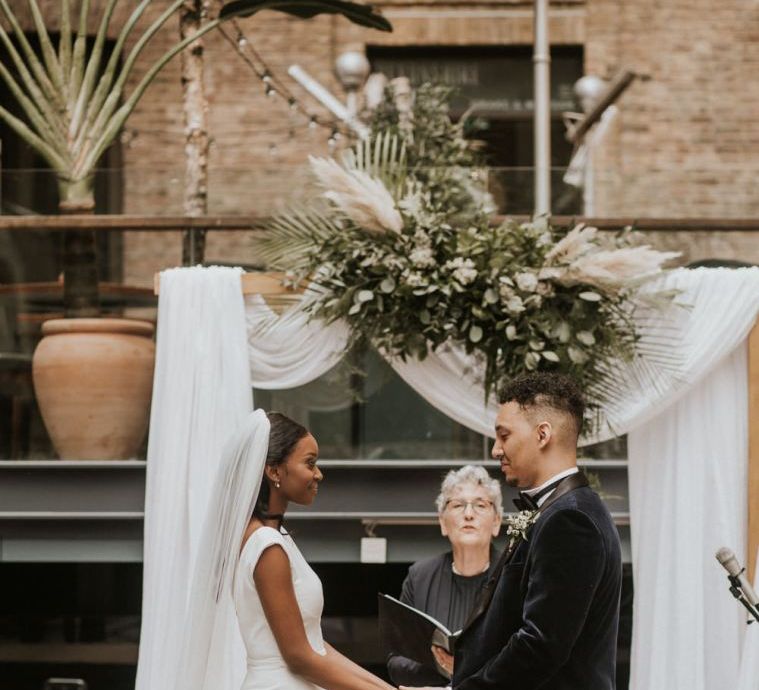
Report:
458,471,590,636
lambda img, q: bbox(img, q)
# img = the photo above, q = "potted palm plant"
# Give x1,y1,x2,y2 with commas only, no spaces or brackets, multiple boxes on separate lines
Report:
0,0,391,459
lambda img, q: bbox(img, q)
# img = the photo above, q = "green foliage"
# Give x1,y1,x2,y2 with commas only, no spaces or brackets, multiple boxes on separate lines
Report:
256,83,677,422
367,82,493,224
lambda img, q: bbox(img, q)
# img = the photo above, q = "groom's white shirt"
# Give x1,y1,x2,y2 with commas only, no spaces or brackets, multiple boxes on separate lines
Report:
523,467,580,507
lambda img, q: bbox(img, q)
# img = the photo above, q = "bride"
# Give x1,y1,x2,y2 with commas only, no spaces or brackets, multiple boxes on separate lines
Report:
178,409,395,690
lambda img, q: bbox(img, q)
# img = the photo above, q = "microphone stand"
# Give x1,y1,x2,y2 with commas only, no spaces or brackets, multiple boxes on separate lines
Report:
725,571,759,624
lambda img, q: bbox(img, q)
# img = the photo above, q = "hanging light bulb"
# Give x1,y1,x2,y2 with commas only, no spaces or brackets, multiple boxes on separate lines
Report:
262,70,272,84
237,35,247,48
265,84,275,98
308,116,318,130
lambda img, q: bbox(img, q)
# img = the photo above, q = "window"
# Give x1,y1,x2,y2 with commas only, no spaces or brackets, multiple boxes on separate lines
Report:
254,349,487,460
367,45,584,214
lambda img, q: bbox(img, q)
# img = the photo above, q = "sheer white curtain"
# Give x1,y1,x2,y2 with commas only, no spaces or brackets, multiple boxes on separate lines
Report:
136,267,252,690
628,345,748,690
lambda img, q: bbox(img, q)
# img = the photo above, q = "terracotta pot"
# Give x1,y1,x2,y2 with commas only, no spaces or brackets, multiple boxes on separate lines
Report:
32,318,155,460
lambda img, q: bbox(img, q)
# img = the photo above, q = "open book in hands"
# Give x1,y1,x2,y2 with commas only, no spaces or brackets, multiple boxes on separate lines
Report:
378,593,460,679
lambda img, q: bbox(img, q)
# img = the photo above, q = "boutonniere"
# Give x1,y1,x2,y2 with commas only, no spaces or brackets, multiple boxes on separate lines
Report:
505,509,540,547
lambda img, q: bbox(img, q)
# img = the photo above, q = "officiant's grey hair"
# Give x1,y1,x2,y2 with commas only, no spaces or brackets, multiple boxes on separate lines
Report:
435,465,503,518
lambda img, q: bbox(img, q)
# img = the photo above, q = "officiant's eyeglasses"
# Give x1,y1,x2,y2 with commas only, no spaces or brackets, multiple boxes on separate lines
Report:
444,499,494,515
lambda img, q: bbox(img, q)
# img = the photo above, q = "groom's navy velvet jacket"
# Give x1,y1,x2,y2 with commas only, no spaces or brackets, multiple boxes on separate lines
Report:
453,481,622,690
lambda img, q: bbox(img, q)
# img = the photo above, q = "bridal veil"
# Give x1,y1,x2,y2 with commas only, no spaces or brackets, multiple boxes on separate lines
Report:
176,410,271,690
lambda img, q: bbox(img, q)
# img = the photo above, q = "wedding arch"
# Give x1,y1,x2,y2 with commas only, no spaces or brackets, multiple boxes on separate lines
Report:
136,264,759,690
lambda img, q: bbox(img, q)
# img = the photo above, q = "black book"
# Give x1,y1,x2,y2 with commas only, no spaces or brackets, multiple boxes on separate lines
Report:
378,593,459,677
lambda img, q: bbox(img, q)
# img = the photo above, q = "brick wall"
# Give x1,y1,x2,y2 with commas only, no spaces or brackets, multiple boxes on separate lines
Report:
25,1,759,283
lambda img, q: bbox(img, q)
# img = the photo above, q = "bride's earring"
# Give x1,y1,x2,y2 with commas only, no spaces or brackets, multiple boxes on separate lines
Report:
275,480,281,489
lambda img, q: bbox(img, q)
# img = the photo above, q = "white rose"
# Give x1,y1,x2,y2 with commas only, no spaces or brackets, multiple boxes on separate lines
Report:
515,272,539,292
505,295,525,315
406,271,426,287
453,266,477,285
410,247,435,268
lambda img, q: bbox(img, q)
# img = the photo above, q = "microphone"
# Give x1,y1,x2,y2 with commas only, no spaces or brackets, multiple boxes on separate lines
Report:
715,547,759,607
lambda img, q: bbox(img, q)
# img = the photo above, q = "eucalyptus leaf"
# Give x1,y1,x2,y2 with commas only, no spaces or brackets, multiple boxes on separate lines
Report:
380,276,395,295
524,351,540,370
469,325,483,343
579,291,602,302
484,287,498,304
542,351,560,362
555,321,571,343
576,330,596,346
357,290,374,303
568,347,589,364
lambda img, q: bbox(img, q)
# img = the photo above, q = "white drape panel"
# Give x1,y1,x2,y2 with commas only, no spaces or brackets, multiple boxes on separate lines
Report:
247,293,349,389
627,345,748,690
389,346,495,437
598,267,759,439
136,267,253,690
737,548,759,690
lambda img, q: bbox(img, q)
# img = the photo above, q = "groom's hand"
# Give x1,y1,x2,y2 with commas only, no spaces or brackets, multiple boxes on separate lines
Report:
431,644,454,676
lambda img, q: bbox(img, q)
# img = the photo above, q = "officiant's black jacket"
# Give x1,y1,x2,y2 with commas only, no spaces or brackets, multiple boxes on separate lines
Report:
453,483,622,690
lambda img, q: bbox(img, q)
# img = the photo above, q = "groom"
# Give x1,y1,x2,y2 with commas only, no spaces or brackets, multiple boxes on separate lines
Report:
407,372,622,690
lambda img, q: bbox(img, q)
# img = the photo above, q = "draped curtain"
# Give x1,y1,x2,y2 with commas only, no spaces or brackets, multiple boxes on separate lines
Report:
137,265,759,690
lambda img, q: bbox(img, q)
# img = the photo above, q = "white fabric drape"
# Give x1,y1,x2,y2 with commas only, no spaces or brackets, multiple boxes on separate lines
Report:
627,345,748,690
247,293,349,389
737,548,759,690
136,267,253,690
598,268,759,439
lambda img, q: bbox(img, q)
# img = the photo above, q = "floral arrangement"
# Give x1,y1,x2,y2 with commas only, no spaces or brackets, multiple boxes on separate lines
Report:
504,509,540,546
254,81,679,418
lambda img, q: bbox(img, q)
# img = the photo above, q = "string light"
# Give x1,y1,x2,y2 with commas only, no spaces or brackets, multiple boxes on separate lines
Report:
214,8,352,147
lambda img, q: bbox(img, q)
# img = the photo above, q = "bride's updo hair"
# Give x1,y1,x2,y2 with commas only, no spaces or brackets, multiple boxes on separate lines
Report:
252,412,309,522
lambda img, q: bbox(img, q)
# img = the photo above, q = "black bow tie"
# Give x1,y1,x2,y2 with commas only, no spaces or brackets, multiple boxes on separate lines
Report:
513,492,539,511
512,476,570,512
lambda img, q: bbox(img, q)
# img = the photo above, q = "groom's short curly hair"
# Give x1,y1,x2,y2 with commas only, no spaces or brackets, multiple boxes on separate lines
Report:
499,372,585,439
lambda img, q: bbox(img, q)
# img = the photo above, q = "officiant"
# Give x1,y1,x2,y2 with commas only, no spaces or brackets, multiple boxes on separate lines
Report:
386,465,503,686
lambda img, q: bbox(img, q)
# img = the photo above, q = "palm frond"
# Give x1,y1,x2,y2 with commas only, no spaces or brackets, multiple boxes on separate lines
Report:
343,132,407,199
218,0,393,32
252,205,338,271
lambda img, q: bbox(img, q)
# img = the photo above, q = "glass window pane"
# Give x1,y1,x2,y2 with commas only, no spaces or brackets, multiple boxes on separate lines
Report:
254,349,486,460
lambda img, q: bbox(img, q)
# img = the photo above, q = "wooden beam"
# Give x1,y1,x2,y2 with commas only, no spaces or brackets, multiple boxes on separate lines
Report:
3,215,759,232
749,320,759,583
153,271,303,297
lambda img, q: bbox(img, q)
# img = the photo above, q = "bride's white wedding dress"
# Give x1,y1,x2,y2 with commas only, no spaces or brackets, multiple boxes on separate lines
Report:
234,526,327,690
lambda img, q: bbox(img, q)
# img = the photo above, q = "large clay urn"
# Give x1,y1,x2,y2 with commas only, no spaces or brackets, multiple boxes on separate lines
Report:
32,318,155,460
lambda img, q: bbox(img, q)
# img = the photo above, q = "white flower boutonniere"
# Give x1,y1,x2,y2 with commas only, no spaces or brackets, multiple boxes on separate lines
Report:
505,509,540,548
